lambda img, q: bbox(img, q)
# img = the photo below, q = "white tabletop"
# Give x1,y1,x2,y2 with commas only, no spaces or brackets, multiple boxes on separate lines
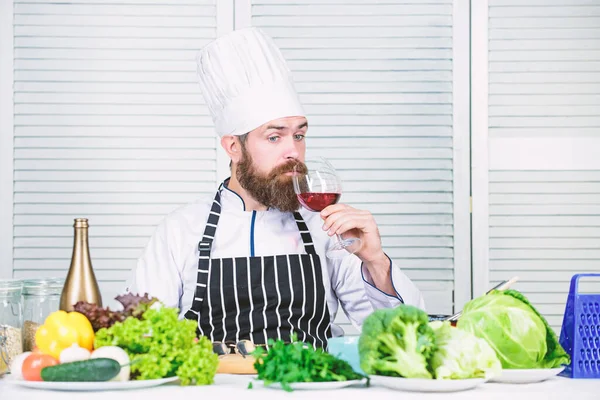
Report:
1,373,599,400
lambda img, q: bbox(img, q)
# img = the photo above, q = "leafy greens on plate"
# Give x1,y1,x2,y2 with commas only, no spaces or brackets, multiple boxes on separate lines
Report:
457,289,570,369
251,334,368,392
429,320,501,380
358,304,436,379
358,304,501,380
94,304,218,385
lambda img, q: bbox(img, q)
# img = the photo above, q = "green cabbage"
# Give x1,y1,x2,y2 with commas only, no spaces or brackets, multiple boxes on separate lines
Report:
457,290,570,369
429,321,501,380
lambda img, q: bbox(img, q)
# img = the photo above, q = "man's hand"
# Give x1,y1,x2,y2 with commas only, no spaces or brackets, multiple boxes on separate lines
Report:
320,204,396,296
320,203,382,262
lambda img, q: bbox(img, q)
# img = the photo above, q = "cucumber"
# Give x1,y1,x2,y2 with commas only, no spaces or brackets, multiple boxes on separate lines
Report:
41,358,122,382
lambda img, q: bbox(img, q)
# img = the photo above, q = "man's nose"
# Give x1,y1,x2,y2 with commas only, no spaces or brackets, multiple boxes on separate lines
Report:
284,136,300,160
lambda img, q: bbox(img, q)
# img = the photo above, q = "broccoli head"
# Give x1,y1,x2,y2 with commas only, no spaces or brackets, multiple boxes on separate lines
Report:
358,304,435,378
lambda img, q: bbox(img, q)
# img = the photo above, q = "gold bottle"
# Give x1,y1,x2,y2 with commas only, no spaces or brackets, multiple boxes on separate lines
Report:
60,218,102,311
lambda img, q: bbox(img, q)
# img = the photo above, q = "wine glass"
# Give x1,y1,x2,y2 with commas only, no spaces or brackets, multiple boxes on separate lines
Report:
292,157,361,259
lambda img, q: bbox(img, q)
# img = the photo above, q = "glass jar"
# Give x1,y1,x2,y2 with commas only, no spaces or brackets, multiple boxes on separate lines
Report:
0,279,23,375
22,278,64,352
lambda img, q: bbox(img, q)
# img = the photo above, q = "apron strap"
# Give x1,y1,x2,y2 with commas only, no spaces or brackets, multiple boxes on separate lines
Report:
293,211,318,256
199,189,222,251
183,190,222,321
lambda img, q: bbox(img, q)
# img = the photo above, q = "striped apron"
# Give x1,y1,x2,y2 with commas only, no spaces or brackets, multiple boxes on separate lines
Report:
183,189,332,349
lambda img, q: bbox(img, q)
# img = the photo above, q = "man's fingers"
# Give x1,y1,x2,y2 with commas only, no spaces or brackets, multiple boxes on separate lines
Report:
320,203,352,218
326,213,369,236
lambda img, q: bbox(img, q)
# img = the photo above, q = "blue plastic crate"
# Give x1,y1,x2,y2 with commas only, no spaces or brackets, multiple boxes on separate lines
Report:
559,273,600,379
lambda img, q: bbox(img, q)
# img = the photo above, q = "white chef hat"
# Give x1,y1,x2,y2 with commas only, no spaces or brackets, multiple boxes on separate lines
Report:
196,27,305,137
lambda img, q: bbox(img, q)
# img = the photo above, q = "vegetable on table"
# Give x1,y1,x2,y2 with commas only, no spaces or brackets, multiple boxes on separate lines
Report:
94,305,218,385
90,346,131,381
35,310,95,359
358,305,435,379
8,351,31,380
457,289,570,369
252,334,368,392
22,353,59,381
59,343,91,364
40,358,121,382
74,293,157,332
429,320,501,380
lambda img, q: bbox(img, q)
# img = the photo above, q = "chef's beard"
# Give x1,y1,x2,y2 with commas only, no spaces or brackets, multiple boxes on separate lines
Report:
236,147,308,213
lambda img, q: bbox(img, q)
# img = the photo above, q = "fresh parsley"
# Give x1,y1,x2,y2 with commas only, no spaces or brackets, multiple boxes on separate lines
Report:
251,334,368,392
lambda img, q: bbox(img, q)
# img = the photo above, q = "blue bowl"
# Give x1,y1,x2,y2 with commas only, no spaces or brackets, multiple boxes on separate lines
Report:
327,336,365,375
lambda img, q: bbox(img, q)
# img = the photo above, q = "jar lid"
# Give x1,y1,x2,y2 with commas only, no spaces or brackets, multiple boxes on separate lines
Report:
22,278,64,296
0,279,23,294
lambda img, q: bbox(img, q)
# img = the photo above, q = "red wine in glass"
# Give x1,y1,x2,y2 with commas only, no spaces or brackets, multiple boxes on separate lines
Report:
297,192,341,212
292,157,361,258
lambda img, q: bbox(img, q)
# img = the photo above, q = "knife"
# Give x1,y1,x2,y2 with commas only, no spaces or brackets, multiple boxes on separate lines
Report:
444,276,519,322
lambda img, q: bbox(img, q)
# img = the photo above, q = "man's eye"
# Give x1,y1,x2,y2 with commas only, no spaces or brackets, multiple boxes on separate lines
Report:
268,136,280,143
294,134,305,141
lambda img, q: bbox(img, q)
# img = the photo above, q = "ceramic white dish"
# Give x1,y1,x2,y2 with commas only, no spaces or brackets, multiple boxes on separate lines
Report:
490,367,565,384
370,375,486,392
6,376,179,391
255,378,364,390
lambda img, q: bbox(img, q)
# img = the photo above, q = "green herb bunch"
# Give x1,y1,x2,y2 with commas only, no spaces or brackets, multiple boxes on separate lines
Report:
252,334,368,392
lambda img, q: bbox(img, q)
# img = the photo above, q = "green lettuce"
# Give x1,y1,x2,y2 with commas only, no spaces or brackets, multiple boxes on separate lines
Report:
457,289,570,369
429,321,501,379
94,305,219,385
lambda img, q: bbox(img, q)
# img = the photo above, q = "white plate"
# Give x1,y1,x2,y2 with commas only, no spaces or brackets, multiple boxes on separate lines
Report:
6,376,179,391
370,375,486,392
490,367,565,384
255,378,364,390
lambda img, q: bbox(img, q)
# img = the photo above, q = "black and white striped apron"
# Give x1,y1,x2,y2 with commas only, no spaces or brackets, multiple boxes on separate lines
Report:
183,189,332,349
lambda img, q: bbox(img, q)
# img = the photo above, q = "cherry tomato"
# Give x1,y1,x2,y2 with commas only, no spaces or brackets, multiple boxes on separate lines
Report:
22,353,59,381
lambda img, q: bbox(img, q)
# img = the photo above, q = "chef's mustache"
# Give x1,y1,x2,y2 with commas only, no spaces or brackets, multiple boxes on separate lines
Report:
269,159,308,177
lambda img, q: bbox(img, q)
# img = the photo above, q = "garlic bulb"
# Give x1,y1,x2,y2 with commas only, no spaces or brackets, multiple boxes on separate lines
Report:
59,344,91,363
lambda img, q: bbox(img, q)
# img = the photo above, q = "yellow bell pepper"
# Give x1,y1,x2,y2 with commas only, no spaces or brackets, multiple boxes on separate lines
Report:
35,310,95,359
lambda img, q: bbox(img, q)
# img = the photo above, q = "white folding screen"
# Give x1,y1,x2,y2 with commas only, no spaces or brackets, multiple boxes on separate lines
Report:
4,0,222,306
472,0,600,332
0,0,471,332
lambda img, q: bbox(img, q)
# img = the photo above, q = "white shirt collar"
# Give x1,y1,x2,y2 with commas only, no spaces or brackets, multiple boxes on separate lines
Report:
219,178,247,211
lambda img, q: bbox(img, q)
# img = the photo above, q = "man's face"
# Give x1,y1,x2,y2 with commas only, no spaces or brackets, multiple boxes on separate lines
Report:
236,116,308,212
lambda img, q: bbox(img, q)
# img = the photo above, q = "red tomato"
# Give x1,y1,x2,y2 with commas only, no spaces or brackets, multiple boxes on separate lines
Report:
22,353,59,381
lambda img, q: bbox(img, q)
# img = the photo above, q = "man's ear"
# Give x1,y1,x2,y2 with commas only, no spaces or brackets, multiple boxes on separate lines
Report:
221,135,243,164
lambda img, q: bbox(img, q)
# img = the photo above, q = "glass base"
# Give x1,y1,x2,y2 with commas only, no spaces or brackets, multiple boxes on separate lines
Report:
326,237,362,259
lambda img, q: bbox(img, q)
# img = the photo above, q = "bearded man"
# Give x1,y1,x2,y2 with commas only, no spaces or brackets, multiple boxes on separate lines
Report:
127,28,424,349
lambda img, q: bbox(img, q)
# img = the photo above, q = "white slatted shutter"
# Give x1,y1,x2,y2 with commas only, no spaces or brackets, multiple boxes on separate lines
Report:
485,0,600,332
11,0,218,307
248,0,466,333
